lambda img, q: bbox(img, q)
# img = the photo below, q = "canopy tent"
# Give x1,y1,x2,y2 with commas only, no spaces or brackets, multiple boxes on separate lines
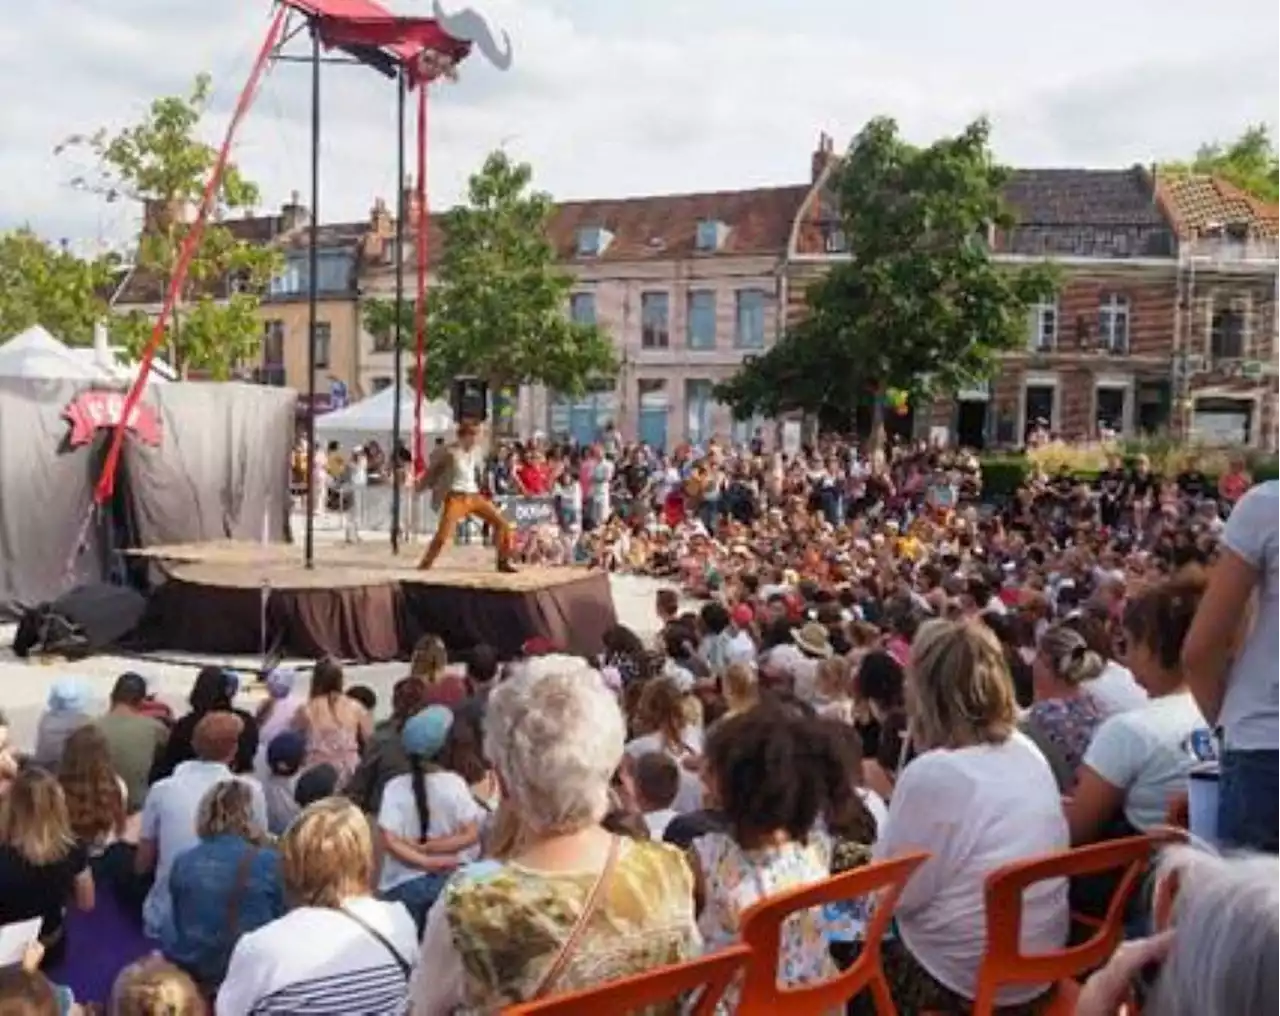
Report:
314,384,454,449
0,325,113,382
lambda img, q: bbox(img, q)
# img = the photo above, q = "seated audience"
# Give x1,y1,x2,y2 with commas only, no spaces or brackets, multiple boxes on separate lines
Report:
33,680,92,772
251,668,306,782
164,781,284,993
1067,570,1212,845
624,677,704,813
151,668,258,781
261,732,305,836
294,660,370,789
218,798,418,1015
633,752,680,840
345,678,428,816
873,618,1068,1011
95,673,168,812
411,661,699,1013
109,957,204,1016
1021,624,1107,791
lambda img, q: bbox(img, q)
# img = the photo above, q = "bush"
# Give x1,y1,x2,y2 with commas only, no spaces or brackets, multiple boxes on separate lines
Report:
976,452,1280,501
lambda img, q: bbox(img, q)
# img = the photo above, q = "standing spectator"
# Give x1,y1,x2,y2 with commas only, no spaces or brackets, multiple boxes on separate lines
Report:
0,768,95,968
137,713,267,941
1183,480,1279,852
164,781,284,994
151,668,258,782
873,619,1068,1011
33,680,92,772
95,673,168,813
217,799,418,1015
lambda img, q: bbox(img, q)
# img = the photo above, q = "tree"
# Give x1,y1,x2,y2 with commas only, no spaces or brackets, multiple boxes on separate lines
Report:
0,230,119,343
362,297,416,355
1164,125,1279,204
59,73,280,378
716,117,1057,445
367,150,616,400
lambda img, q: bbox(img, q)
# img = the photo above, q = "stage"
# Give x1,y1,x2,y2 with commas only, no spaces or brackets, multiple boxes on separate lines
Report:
126,540,617,663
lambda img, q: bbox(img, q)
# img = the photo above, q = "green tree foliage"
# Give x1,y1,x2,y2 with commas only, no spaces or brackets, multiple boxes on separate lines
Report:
1164,125,1279,204
372,150,615,398
60,73,281,378
362,297,416,354
716,117,1057,442
0,229,119,343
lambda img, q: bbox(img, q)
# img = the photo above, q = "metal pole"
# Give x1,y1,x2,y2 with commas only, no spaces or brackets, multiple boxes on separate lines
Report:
303,25,320,569
390,69,407,553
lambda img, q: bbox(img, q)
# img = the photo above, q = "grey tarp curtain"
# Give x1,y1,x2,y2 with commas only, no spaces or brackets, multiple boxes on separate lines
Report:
0,380,295,618
0,378,104,615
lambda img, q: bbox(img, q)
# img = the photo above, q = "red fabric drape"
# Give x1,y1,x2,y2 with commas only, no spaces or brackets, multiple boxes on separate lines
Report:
412,83,428,471
94,7,287,504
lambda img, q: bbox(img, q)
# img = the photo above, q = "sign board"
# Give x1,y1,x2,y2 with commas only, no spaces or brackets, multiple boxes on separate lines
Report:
63,391,162,448
494,495,558,530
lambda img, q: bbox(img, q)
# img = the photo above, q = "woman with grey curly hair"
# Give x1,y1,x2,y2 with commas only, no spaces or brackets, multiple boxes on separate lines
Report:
410,662,700,1014
162,781,284,994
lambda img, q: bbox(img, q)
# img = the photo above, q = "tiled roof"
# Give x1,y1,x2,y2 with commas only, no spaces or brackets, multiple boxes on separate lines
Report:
548,186,809,262
1155,174,1279,239
277,220,369,251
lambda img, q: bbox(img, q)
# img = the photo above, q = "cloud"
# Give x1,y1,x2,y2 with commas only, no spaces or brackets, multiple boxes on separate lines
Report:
2,0,1276,251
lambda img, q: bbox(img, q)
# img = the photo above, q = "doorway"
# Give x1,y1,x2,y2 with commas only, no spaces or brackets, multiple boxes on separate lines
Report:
1024,385,1055,440
956,400,989,449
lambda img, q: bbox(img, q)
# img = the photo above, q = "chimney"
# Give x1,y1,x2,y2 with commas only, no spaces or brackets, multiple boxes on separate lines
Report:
810,132,836,183
363,197,392,261
281,190,310,233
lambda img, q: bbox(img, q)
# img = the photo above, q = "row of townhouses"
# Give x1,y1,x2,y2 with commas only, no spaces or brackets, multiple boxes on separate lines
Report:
115,135,1280,451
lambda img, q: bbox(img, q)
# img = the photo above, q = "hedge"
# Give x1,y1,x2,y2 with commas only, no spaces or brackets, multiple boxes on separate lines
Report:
976,455,1280,501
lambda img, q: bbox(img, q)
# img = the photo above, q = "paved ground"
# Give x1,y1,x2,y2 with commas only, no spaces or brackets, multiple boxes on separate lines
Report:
1,517,688,753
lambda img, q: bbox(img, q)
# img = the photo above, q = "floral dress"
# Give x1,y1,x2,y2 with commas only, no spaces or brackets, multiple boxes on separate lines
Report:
693,832,835,1011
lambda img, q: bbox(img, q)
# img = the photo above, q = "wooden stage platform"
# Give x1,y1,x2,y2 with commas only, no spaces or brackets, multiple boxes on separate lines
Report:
126,540,617,663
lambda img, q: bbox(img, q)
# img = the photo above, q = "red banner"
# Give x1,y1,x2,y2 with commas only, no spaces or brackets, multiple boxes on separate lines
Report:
64,391,162,448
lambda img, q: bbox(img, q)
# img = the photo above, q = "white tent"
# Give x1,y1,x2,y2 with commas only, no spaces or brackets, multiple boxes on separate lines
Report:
0,325,112,381
314,384,454,448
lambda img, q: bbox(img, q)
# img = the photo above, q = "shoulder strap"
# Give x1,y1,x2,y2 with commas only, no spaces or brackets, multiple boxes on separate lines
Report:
338,905,412,980
531,835,621,1001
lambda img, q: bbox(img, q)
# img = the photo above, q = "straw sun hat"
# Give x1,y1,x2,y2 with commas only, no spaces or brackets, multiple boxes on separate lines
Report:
792,622,834,659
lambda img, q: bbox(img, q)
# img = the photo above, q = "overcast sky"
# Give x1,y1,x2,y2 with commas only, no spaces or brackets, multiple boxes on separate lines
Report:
3,0,1276,252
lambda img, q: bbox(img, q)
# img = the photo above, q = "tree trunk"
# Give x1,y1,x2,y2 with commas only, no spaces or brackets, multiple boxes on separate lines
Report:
869,397,886,457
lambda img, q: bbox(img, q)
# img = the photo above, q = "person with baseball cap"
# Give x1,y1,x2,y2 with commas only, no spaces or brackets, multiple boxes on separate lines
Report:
416,419,516,573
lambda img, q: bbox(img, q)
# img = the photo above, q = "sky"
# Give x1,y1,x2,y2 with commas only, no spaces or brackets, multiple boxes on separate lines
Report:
2,0,1277,253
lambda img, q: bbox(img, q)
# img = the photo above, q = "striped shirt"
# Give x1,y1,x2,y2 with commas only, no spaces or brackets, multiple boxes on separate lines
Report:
215,897,417,1016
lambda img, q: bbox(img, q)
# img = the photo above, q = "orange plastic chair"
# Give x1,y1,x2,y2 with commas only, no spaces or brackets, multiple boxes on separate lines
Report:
968,834,1175,1016
735,850,930,1016
503,944,752,1016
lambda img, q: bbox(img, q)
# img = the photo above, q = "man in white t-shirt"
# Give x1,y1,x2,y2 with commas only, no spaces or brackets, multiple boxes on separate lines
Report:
417,420,515,572
137,713,266,940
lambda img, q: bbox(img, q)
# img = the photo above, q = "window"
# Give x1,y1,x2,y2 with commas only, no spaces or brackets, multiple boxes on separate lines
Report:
269,260,302,296
1024,384,1056,440
570,292,596,326
685,379,714,445
641,291,670,349
313,322,331,369
1095,386,1127,436
695,220,724,251
822,225,847,253
1027,301,1057,352
1098,294,1130,354
1210,308,1245,361
262,320,285,366
686,290,716,350
314,252,352,294
576,227,611,257
734,289,766,349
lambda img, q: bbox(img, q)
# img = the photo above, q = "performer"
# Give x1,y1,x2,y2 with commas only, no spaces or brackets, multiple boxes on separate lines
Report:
417,420,515,573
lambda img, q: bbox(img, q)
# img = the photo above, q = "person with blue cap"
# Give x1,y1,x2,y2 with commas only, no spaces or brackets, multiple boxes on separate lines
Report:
34,679,92,770
376,706,484,932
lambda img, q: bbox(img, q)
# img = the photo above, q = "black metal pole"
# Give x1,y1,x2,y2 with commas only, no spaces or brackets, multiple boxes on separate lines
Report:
390,69,406,554
304,25,320,569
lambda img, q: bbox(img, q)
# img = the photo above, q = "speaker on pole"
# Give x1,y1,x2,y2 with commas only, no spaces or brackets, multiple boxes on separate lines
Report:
451,376,488,423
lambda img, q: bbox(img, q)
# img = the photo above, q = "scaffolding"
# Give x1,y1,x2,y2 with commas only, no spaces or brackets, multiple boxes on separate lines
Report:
1172,225,1279,442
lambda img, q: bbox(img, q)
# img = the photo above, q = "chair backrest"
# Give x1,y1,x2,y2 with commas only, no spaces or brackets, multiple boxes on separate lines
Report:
971,833,1176,1014
502,944,752,1016
736,850,930,1016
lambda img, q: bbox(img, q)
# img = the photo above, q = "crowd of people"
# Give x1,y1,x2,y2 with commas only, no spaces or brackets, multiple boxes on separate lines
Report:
0,425,1276,1015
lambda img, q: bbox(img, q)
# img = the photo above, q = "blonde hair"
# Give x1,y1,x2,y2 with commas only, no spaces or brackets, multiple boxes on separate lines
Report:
109,957,203,1016
909,619,1016,750
816,656,852,700
280,798,375,907
409,635,448,683
722,663,759,715
0,767,74,865
1037,624,1105,687
196,780,268,845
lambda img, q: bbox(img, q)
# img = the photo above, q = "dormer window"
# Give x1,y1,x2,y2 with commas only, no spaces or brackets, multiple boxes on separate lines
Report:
695,219,727,252
576,226,613,257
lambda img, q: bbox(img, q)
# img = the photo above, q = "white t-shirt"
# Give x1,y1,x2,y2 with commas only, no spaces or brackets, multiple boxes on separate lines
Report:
625,730,704,813
377,771,484,892
1082,691,1209,831
1085,661,1148,715
216,896,417,1016
874,733,1068,1005
857,787,889,834
644,807,678,840
449,447,481,495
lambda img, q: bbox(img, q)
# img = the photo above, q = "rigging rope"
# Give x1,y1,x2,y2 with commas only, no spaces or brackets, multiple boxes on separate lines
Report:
412,81,429,471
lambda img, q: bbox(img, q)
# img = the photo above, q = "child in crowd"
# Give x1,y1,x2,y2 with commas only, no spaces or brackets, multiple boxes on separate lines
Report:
346,685,377,715
263,731,305,835
633,752,680,840
109,956,202,1016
